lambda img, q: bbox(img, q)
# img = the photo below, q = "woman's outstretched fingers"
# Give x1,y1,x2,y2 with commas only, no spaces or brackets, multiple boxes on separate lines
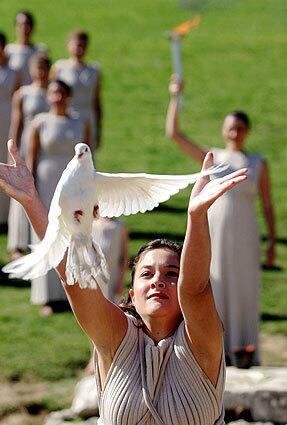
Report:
219,167,248,183
202,151,213,171
219,173,247,194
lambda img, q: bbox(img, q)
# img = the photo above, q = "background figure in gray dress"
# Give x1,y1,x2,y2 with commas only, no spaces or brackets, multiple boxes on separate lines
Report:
8,54,50,259
166,76,276,366
5,11,46,86
26,80,91,315
0,32,19,225
51,30,102,151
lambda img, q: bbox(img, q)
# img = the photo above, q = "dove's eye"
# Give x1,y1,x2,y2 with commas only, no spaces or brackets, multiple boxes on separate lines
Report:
85,148,88,152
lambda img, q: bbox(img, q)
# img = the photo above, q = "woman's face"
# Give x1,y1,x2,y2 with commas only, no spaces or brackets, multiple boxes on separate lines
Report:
130,248,182,322
222,115,250,150
16,14,33,38
68,37,87,59
30,62,50,83
47,82,69,107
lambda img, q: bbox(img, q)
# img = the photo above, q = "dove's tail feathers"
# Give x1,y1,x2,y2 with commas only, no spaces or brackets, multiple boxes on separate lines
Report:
2,219,69,280
66,236,110,290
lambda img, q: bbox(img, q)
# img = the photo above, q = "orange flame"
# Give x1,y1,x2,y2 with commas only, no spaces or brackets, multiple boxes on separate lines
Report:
173,16,201,37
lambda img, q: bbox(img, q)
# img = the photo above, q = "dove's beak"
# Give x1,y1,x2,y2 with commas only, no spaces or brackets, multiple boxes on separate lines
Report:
77,153,84,159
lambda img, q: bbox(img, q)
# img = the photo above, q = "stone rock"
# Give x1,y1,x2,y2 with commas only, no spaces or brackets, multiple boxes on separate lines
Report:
252,390,287,423
43,409,75,425
228,421,273,425
71,376,99,417
225,367,287,423
44,409,99,424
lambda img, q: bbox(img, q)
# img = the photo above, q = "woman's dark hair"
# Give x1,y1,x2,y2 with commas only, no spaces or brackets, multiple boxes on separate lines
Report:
15,11,35,29
227,111,251,129
49,79,72,97
0,32,7,48
68,30,89,45
119,239,182,322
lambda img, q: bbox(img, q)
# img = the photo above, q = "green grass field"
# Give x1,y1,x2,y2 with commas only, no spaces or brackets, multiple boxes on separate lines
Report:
0,0,286,411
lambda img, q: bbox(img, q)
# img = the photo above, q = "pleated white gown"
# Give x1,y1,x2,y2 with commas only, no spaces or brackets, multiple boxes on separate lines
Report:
8,85,49,250
209,148,263,364
53,59,100,150
0,63,17,224
30,112,85,305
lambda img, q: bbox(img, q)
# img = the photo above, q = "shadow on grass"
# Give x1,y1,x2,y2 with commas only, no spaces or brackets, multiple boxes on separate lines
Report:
261,264,283,272
261,235,287,245
0,223,8,234
0,266,30,288
155,204,186,214
130,230,184,241
261,313,287,322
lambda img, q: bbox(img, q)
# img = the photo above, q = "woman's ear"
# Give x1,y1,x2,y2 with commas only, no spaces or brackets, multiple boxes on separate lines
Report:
129,288,134,303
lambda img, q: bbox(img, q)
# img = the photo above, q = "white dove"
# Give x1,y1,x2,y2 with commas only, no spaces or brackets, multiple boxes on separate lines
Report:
3,143,226,290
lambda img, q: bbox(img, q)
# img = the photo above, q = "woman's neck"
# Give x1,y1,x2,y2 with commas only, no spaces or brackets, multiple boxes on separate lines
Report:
32,80,48,89
50,105,68,117
142,316,181,343
225,142,245,153
0,54,7,65
70,56,85,65
16,37,33,46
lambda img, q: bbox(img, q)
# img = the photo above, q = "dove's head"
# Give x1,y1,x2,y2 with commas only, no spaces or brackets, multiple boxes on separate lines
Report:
74,143,92,161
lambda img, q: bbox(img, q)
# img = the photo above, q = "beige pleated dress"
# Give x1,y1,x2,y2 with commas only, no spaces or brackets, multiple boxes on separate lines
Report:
0,62,18,223
94,314,225,425
209,148,263,364
5,43,46,85
30,112,85,305
53,59,100,149
8,85,49,251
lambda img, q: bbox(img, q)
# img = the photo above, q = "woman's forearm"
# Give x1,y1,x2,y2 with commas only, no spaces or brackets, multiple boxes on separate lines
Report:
179,211,211,296
23,190,48,239
264,205,276,243
166,95,206,164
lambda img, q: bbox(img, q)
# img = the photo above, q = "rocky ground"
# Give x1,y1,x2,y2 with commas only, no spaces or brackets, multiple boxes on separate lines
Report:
1,333,287,425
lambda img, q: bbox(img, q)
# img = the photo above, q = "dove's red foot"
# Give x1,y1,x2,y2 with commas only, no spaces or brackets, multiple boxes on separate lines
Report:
74,209,84,223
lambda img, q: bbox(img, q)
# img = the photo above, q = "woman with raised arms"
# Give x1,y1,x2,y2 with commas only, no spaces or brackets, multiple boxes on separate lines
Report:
0,139,247,424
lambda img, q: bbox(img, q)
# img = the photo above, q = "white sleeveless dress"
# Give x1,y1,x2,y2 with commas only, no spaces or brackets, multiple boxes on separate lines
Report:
53,59,100,149
209,149,263,364
0,62,18,223
30,112,85,304
8,85,49,251
94,315,225,425
5,43,46,85
92,218,127,302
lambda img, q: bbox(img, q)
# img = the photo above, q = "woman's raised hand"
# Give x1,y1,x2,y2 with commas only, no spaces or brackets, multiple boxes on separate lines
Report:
188,152,247,217
0,139,36,205
168,74,183,97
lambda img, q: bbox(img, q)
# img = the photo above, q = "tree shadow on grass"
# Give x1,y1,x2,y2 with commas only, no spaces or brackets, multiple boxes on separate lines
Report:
261,235,287,245
130,230,184,241
261,313,287,322
0,223,8,234
155,204,186,214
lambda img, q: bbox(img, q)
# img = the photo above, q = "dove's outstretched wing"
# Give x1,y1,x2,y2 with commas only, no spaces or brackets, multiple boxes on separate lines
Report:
95,163,226,218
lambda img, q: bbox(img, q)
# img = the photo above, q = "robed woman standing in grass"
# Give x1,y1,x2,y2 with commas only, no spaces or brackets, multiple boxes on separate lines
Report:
166,76,276,366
